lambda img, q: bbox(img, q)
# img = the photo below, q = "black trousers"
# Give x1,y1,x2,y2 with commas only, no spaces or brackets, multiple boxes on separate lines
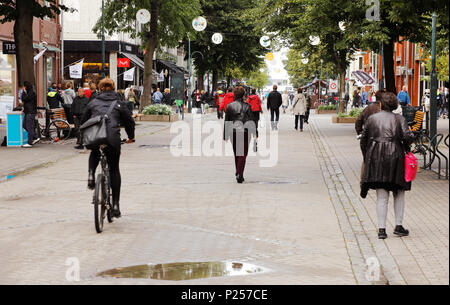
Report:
23,113,37,145
232,130,250,176
217,107,223,119
295,115,305,130
252,111,260,137
270,108,280,128
73,116,82,145
89,147,121,204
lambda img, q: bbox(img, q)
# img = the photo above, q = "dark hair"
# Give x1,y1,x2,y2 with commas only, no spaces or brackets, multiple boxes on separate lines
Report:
233,86,245,100
375,91,384,103
98,78,115,91
251,88,257,95
297,87,302,94
381,92,399,112
23,81,32,90
227,87,233,93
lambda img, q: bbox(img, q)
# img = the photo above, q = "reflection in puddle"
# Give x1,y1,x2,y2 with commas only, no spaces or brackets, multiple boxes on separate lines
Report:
97,261,268,281
0,175,16,182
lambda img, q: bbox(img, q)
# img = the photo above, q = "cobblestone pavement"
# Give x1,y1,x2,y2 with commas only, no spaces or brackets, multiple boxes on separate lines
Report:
0,112,447,285
312,114,449,285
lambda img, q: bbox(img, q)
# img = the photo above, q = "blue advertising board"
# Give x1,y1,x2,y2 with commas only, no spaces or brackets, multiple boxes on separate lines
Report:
7,112,28,147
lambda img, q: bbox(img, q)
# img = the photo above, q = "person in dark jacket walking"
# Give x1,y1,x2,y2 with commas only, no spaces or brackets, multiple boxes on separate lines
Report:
72,88,89,149
47,83,64,109
224,86,255,183
355,91,383,136
81,78,136,218
267,84,282,130
21,81,40,147
360,92,415,239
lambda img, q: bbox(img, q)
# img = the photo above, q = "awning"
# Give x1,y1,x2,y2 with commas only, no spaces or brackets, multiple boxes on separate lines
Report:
121,52,145,70
351,70,376,85
157,59,185,74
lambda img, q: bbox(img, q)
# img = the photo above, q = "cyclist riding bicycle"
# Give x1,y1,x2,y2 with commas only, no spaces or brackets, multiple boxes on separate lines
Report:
81,78,135,218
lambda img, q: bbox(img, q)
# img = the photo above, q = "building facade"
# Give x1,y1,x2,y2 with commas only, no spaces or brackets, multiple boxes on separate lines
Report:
0,3,62,115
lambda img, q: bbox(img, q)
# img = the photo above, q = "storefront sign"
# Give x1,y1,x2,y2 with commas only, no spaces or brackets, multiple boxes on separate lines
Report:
123,67,135,82
329,80,338,93
2,42,16,54
118,58,130,68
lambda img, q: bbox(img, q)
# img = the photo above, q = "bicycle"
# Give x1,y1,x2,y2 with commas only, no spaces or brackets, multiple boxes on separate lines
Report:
36,107,72,142
93,139,134,233
410,129,436,170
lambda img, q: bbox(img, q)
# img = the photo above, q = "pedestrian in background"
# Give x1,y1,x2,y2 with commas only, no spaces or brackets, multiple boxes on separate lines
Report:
200,90,208,114
246,88,263,144
162,88,172,105
360,92,414,240
282,90,289,113
361,88,368,107
83,82,92,99
215,87,225,119
219,87,235,114
353,89,361,108
89,82,98,102
62,82,76,105
267,84,282,130
304,92,312,124
292,88,307,132
224,86,254,184
21,81,40,148
47,83,64,109
72,87,89,150
397,86,410,107
153,88,163,104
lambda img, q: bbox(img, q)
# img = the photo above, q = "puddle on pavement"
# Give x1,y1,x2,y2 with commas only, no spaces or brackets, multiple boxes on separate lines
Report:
0,175,16,183
97,261,268,281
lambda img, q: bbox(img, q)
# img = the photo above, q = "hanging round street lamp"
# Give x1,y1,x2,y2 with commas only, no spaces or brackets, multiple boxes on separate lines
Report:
212,33,223,44
309,36,320,46
302,58,309,64
136,9,151,24
339,21,346,32
260,36,271,48
192,16,207,32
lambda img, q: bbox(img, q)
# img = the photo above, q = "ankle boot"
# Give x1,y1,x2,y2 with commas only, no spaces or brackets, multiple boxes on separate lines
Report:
236,174,244,184
394,225,409,237
378,228,387,240
88,170,95,190
112,201,121,218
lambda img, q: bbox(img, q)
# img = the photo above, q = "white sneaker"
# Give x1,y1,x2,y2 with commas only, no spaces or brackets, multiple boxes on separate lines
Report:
22,144,32,148
32,138,41,145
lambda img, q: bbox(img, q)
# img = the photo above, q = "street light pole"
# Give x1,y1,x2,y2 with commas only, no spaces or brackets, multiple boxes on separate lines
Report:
380,44,385,91
430,12,438,140
188,37,192,113
101,0,105,78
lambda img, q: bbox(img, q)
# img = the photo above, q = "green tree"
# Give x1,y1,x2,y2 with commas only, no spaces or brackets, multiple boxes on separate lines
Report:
257,0,367,113
94,0,201,109
188,0,267,91
0,0,70,87
361,0,449,93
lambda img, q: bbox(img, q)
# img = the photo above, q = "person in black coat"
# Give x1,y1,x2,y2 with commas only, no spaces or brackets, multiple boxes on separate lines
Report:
21,81,39,147
72,87,89,149
360,92,415,240
224,86,255,183
47,83,64,109
81,78,135,218
267,84,282,130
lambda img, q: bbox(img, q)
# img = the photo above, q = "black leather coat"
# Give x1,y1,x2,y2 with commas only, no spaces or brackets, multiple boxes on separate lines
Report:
22,88,37,114
223,99,255,141
81,91,135,150
360,111,415,192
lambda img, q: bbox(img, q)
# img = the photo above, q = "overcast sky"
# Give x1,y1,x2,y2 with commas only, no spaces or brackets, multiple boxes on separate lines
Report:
265,47,290,80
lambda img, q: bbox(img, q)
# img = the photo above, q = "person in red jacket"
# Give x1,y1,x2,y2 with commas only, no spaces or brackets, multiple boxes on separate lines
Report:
219,87,234,113
215,87,225,119
246,88,263,138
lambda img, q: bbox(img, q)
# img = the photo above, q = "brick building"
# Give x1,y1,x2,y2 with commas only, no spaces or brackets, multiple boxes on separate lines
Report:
0,4,62,115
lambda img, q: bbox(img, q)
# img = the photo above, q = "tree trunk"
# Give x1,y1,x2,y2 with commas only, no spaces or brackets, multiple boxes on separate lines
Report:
383,42,397,94
140,0,159,112
197,71,204,91
212,69,218,92
338,70,346,114
14,0,35,89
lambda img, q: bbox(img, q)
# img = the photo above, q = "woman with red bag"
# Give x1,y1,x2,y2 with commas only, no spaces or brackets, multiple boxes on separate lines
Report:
360,92,415,239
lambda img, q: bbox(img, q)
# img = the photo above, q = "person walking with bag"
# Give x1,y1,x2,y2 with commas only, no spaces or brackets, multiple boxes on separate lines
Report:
224,86,255,184
360,92,415,239
81,78,135,218
292,88,307,132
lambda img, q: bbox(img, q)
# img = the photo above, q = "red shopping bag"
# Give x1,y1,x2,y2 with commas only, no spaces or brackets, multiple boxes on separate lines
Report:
405,152,418,182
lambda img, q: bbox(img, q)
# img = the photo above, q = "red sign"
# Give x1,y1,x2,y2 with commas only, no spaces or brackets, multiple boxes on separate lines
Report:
117,58,130,68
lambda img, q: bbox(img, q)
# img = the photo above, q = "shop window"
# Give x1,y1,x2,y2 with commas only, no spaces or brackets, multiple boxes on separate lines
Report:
0,53,16,117
46,56,54,91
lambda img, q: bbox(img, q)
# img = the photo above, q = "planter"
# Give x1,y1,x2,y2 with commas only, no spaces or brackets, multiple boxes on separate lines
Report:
139,114,178,122
332,116,358,124
316,109,337,114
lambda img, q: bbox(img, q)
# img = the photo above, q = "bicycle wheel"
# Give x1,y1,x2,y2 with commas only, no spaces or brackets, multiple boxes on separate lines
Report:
94,174,107,233
412,134,436,170
105,175,114,223
48,119,71,142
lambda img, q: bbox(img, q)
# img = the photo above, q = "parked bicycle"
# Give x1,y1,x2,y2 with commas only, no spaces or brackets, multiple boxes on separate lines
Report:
35,106,72,142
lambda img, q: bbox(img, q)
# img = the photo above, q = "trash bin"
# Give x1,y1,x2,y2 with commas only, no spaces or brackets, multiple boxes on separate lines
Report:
6,112,28,147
